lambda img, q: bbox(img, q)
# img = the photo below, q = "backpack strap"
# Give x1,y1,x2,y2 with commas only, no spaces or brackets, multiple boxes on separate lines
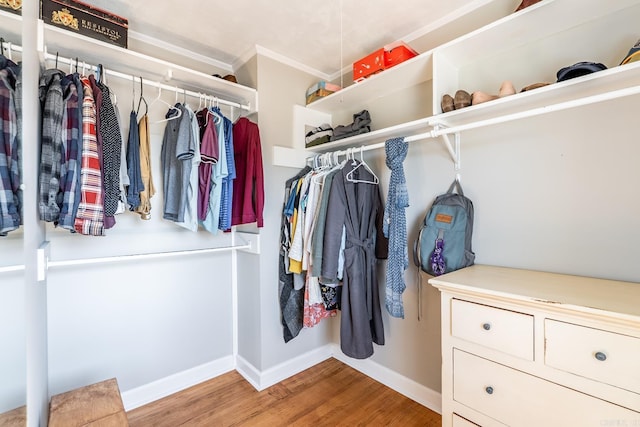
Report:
447,178,464,196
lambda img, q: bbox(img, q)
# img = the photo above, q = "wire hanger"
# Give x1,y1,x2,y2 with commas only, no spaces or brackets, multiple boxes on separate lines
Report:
136,77,148,117
346,146,379,184
151,86,182,124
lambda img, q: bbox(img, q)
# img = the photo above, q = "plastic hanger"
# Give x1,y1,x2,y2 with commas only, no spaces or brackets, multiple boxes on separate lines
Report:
150,87,182,124
346,146,379,184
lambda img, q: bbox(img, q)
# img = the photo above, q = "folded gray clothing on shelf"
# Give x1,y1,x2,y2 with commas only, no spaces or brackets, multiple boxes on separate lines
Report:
306,135,331,147
305,129,333,145
330,126,371,142
332,109,371,138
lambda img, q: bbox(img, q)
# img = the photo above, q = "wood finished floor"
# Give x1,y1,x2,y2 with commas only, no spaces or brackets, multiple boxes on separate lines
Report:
127,357,441,426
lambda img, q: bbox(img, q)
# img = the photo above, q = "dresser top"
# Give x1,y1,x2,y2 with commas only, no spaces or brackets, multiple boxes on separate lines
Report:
429,265,640,321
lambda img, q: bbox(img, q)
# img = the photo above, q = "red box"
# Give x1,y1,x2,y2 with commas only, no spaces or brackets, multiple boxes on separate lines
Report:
384,41,418,69
353,48,385,82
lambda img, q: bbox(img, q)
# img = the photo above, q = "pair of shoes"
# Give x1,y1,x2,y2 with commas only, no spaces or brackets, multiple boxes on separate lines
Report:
441,90,471,113
471,81,515,105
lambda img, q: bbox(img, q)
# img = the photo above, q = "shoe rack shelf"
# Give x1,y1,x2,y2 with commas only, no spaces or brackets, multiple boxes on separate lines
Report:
273,0,640,168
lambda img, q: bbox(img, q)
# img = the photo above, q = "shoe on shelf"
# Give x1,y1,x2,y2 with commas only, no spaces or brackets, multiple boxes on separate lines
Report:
441,94,455,113
454,90,471,109
498,80,516,97
520,82,551,92
471,91,498,105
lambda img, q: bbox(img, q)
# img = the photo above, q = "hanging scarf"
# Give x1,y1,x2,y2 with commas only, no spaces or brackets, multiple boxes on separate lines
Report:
383,137,409,318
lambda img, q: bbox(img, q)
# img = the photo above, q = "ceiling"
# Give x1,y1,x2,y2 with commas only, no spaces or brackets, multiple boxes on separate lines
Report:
81,0,502,78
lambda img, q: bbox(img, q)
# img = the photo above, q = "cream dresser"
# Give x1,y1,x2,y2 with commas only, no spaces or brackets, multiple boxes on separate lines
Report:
429,265,640,427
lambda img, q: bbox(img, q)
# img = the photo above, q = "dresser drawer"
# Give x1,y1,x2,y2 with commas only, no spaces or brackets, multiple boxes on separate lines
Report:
451,299,534,360
545,319,640,395
453,349,640,427
453,414,480,427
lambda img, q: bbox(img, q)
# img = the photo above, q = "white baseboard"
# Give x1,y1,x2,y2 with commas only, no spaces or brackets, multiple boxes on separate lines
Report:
236,344,333,391
120,346,441,415
121,355,235,411
331,344,442,414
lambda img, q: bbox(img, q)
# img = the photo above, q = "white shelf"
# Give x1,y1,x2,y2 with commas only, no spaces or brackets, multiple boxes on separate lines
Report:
273,0,640,169
39,21,258,113
306,52,433,114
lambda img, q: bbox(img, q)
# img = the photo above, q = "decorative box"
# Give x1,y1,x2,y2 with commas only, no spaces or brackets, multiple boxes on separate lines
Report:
306,88,334,105
353,48,385,82
384,41,418,69
41,0,128,48
0,0,21,15
306,80,341,98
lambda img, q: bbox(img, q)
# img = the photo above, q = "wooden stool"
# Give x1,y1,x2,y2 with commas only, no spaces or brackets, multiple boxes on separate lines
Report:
49,378,129,427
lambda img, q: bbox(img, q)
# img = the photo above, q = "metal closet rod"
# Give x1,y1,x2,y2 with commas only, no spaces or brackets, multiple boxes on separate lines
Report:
42,51,250,111
46,242,252,269
309,82,640,162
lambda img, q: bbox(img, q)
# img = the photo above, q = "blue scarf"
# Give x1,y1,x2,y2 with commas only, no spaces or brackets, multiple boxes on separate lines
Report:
383,137,409,318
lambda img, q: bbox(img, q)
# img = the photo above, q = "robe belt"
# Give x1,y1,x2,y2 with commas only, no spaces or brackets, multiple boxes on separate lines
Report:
347,236,374,320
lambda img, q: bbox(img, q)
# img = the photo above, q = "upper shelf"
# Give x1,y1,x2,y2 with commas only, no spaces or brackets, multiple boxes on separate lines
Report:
306,52,433,114
39,21,258,112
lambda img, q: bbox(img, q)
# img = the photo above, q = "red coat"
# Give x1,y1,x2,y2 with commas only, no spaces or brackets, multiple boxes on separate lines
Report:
231,117,264,227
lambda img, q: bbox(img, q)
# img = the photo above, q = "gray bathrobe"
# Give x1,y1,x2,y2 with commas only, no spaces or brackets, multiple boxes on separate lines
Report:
321,162,388,359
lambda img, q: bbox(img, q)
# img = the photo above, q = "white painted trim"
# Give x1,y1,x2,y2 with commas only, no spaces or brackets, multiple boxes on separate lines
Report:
254,45,333,81
331,344,442,414
128,30,234,72
120,355,235,411
236,345,333,391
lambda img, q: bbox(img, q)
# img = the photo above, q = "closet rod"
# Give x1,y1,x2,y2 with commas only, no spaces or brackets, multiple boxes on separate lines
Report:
308,83,640,161
38,49,250,111
46,243,252,269
0,264,25,274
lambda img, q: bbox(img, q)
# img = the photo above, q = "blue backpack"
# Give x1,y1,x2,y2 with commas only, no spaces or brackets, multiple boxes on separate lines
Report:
414,179,475,276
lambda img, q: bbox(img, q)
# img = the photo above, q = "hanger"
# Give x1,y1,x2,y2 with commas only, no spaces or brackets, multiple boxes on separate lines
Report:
0,38,4,57
136,77,148,117
150,86,182,124
6,41,11,62
345,146,379,184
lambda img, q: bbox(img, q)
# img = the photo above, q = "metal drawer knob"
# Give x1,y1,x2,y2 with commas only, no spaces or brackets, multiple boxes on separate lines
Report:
485,386,494,395
595,351,607,362
482,323,491,331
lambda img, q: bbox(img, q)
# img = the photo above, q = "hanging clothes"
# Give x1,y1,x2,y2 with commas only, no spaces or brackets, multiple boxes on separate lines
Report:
383,137,409,319
196,108,218,221
231,117,264,227
175,104,201,231
0,56,21,235
216,107,235,232
94,75,123,228
135,113,155,219
126,109,143,210
161,103,194,223
321,161,388,359
57,73,83,232
279,166,311,342
38,68,65,223
201,108,228,234
74,77,105,236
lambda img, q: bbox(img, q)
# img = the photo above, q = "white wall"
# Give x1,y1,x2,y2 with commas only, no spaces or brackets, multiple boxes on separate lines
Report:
0,272,26,413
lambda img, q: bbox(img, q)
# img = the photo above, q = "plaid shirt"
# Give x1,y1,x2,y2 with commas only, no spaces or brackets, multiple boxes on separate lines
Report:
0,62,21,235
57,74,83,231
38,69,65,222
74,77,105,236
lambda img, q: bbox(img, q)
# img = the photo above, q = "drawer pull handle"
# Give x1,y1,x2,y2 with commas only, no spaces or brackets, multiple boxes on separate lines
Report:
595,351,607,362
485,386,494,395
482,323,491,331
